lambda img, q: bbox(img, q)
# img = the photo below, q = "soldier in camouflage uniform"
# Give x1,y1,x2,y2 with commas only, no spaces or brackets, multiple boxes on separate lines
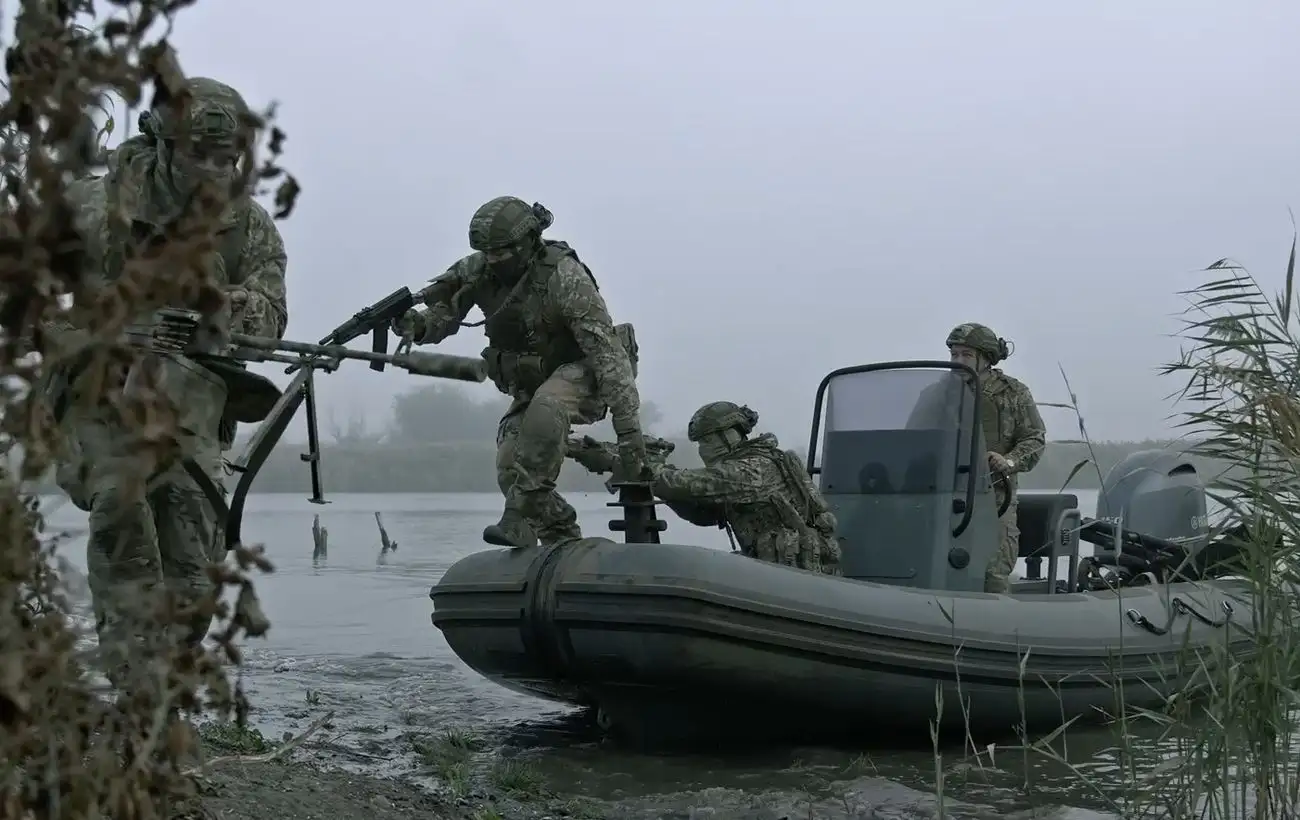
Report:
946,323,1046,593
644,402,841,575
48,77,288,668
394,196,645,548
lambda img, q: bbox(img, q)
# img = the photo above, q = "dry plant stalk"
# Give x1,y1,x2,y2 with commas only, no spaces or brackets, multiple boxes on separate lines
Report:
0,2,299,818
1132,246,1300,818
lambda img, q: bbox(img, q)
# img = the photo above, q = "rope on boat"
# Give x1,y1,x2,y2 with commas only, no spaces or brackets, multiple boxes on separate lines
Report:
1173,597,1233,628
1125,608,1168,635
1125,597,1234,636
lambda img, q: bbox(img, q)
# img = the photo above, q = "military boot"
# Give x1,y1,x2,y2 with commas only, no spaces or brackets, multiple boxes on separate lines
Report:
483,509,539,549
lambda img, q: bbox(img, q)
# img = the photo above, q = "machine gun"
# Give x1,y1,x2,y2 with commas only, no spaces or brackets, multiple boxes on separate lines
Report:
290,286,419,374
230,332,484,379
219,331,485,542
124,307,486,548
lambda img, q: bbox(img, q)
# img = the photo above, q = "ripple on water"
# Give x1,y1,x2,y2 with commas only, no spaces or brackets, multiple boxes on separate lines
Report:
38,492,1146,819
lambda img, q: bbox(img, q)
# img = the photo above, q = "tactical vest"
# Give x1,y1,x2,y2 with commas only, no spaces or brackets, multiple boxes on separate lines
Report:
721,437,834,536
979,369,1015,455
103,200,251,287
101,197,267,444
715,437,840,572
481,240,638,395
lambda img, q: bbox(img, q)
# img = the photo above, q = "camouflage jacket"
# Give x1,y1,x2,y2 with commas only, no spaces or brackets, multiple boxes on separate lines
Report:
975,368,1045,510
416,241,641,434
652,433,841,575
50,137,288,448
981,368,1046,476
61,136,288,341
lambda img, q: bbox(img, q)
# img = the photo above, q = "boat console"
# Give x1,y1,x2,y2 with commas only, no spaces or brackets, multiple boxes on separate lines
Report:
805,360,1222,594
806,361,1008,592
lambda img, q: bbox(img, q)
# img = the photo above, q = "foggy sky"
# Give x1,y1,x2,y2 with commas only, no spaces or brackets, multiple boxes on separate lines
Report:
52,1,1300,442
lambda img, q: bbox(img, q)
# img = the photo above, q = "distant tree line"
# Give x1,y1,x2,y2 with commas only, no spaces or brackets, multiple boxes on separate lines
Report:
26,384,1227,495
232,436,1224,494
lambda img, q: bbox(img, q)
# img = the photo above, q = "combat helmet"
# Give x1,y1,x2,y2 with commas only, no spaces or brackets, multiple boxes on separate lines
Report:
687,401,760,443
468,196,554,251
138,77,251,146
946,322,1010,365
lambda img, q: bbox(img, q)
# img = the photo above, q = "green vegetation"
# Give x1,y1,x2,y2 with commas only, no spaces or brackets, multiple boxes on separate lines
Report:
407,728,552,806
410,725,487,797
197,721,277,756
1,4,300,818
926,245,1300,819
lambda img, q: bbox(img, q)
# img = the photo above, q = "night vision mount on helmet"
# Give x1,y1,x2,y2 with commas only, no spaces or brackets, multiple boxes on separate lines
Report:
468,196,555,252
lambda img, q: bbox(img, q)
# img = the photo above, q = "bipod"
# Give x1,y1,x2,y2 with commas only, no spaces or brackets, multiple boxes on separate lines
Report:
606,478,668,544
299,368,329,506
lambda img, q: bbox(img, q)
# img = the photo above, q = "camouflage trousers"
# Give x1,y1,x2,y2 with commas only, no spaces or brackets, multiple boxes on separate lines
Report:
984,492,1020,593
496,363,605,545
56,354,228,680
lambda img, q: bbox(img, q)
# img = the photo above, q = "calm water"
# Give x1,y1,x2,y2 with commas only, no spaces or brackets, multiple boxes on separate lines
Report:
40,490,1173,819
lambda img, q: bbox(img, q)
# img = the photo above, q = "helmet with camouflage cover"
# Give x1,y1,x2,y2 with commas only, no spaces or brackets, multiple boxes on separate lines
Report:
139,77,251,146
946,322,1010,365
687,401,760,443
468,196,554,251
137,77,252,201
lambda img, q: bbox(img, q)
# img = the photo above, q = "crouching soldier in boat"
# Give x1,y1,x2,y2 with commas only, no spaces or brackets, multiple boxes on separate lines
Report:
392,196,647,549
43,77,288,681
945,323,1046,593
572,401,841,575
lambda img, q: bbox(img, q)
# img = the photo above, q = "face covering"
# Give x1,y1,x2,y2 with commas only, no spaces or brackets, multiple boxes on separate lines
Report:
169,137,240,202
484,237,537,285
698,430,740,466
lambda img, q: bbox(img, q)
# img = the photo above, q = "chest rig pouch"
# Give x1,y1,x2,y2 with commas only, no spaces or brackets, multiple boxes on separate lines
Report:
980,372,1013,455
481,241,640,395
105,199,257,447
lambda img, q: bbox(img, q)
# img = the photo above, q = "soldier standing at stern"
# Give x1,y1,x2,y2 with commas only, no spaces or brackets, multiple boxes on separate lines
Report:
395,197,646,548
945,323,1047,593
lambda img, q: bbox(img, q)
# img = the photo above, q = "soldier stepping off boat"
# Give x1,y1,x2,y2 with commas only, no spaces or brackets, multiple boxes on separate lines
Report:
393,196,646,549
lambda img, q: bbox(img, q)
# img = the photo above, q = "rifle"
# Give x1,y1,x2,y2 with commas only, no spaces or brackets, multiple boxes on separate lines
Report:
288,286,418,374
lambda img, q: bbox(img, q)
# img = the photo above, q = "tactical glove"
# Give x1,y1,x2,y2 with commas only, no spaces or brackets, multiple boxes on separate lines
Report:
616,428,648,481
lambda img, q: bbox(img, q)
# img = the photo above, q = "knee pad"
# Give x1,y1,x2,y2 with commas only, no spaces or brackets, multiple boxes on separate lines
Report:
514,395,569,473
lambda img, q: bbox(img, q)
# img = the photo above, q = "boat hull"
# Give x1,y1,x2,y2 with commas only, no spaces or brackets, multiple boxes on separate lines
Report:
429,538,1254,742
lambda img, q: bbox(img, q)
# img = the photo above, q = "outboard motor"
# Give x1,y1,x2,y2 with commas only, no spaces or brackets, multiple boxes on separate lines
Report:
806,361,1000,592
1095,449,1210,552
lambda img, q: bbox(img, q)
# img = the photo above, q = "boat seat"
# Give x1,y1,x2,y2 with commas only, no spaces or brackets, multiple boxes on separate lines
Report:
901,452,939,494
857,462,894,494
1011,492,1082,594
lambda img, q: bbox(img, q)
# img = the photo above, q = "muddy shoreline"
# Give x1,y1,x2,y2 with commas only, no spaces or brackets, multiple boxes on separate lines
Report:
192,720,1099,820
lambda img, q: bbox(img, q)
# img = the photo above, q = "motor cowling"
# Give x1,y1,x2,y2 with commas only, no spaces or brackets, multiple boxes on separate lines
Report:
1095,449,1210,554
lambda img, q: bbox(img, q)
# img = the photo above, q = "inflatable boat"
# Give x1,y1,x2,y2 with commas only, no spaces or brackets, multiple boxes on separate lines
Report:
429,361,1257,743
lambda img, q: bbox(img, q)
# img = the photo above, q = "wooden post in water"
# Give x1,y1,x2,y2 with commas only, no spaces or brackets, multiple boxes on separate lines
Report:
312,514,328,561
375,511,397,560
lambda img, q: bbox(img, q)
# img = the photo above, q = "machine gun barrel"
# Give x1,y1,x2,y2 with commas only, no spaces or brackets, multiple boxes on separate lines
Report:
229,333,486,382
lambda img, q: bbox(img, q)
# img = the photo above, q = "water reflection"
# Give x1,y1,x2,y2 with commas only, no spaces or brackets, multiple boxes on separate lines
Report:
39,489,1274,819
